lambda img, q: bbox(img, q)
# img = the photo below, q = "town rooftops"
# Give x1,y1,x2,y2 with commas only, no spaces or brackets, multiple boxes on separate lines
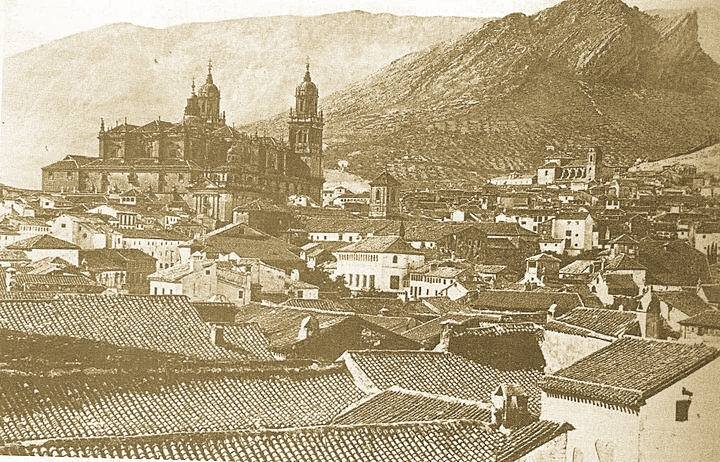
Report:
1,419,571,462
335,235,423,255
540,337,719,408
699,284,720,305
679,310,720,329
604,253,646,271
120,227,188,241
525,253,561,262
148,259,214,282
553,308,641,338
7,234,79,250
638,240,710,287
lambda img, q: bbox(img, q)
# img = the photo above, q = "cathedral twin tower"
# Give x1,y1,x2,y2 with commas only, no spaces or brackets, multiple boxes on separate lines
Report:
43,60,326,210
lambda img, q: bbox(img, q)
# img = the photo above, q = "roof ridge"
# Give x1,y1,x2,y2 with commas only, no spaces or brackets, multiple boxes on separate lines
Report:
7,419,493,449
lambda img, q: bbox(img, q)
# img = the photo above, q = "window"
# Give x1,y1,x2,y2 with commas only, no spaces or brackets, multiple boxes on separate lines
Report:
61,223,67,228
565,230,572,237
392,255,398,264
205,269,211,275
390,275,400,290
676,399,691,422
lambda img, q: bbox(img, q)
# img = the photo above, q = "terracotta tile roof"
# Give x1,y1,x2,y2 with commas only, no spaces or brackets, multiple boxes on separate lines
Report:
679,310,720,329
1,420,569,461
604,254,646,271
0,295,267,361
555,308,641,338
657,291,713,317
470,290,582,316
0,364,363,445
7,234,79,250
604,273,639,295
299,216,395,234
235,303,345,351
120,227,188,241
333,387,491,425
79,249,156,271
11,274,105,292
335,235,423,255
540,337,719,407
638,240,710,287
341,350,543,414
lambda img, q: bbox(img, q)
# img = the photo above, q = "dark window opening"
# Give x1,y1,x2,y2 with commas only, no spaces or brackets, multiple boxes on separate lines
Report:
676,399,691,422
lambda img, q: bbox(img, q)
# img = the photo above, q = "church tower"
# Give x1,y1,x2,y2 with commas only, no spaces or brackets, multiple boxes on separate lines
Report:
196,60,225,125
369,172,401,218
288,63,324,180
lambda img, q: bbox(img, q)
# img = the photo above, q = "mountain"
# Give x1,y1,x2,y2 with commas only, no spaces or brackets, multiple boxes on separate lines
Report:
0,12,489,189
249,0,720,187
649,6,720,62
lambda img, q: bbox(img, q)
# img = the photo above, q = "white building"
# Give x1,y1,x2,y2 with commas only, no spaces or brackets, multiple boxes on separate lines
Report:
541,337,720,461
333,235,425,293
49,214,122,250
543,211,594,256
120,228,187,270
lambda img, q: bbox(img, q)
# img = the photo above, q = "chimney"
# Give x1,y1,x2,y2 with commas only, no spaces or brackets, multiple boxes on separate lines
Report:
491,384,529,433
546,303,558,323
210,324,224,347
297,315,319,341
434,319,464,352
4,267,16,293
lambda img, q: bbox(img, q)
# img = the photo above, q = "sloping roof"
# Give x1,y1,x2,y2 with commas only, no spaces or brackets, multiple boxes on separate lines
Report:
235,304,345,351
0,295,265,361
7,234,79,250
120,227,188,241
604,273,639,296
342,350,543,413
332,387,491,425
555,308,640,338
202,224,303,269
2,420,570,462
470,290,582,316
657,291,713,317
679,310,720,329
604,254,646,271
700,284,720,304
540,337,719,407
0,364,362,445
11,274,104,292
335,235,423,255
559,260,598,276
638,240,710,287
79,248,156,271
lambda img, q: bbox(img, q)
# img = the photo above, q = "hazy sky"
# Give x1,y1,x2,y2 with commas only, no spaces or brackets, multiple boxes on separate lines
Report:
0,0,712,57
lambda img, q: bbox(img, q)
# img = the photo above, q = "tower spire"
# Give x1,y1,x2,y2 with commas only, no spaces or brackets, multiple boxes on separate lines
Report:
206,58,213,84
304,56,311,82
191,77,196,95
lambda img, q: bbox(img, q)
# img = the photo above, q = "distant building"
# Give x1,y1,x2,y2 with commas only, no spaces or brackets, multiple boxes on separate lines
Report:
333,235,424,293
369,172,401,218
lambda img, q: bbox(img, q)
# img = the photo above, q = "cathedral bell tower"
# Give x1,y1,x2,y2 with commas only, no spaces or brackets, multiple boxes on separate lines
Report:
288,63,324,179
193,59,225,126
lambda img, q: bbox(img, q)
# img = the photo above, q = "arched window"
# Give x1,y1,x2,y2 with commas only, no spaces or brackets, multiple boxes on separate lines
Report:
392,255,398,264
375,189,382,201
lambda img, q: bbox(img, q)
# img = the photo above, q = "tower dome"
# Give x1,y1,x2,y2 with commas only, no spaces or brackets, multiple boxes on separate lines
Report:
198,59,220,97
296,63,318,95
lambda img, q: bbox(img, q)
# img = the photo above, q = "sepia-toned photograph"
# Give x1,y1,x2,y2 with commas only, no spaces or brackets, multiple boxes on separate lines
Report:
0,0,719,460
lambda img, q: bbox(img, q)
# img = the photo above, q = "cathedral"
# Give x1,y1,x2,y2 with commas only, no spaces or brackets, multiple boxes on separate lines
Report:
41,61,325,221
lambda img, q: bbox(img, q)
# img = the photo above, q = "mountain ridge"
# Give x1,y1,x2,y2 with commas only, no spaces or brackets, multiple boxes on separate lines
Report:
246,0,720,187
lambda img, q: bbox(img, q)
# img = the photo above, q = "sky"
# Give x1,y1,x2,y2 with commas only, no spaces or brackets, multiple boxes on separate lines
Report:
1,0,712,58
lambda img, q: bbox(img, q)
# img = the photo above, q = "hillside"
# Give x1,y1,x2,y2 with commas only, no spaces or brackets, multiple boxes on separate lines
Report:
248,0,720,188
628,142,720,174
0,11,489,188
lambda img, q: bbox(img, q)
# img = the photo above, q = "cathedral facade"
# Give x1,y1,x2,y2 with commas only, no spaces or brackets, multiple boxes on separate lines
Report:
42,62,325,220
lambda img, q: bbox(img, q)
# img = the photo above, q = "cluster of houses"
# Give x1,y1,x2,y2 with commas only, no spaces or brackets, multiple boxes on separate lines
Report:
0,147,719,460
